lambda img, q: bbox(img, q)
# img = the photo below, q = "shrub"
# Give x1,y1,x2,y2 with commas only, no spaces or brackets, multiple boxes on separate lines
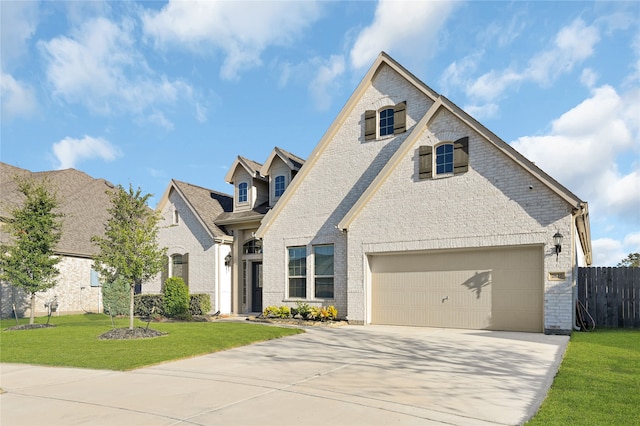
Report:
326,305,338,320
292,301,311,318
102,277,129,316
163,277,189,318
189,294,211,315
263,305,279,318
134,294,164,317
277,306,291,318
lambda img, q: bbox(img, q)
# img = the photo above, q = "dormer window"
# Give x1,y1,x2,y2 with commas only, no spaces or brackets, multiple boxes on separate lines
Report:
238,182,248,203
274,175,285,197
364,101,406,141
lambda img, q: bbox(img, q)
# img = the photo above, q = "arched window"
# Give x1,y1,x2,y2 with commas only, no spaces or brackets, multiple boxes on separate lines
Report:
238,182,248,203
436,143,454,175
379,107,394,136
274,175,286,197
243,239,263,254
171,253,189,286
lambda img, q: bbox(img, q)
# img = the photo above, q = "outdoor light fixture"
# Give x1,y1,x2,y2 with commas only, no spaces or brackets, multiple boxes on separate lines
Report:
224,253,232,268
553,231,563,261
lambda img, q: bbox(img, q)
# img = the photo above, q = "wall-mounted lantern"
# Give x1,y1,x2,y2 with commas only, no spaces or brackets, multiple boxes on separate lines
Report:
224,253,232,268
553,231,563,261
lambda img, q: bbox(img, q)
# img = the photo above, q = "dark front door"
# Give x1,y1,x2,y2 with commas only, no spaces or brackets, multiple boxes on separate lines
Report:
251,262,263,312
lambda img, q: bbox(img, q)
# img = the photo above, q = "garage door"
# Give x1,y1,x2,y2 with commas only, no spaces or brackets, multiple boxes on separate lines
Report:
370,246,543,332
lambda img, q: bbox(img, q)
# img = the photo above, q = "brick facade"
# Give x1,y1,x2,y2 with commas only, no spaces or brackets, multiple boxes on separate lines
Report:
1,255,101,318
260,58,586,333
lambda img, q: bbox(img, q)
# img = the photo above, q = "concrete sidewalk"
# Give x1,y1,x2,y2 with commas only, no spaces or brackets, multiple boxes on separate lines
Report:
1,325,568,425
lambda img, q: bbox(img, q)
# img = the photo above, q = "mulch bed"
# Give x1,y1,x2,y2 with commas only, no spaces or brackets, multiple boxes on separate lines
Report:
98,327,167,340
247,316,348,327
4,324,56,331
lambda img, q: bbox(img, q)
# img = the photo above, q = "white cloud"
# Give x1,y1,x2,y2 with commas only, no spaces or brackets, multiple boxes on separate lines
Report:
309,55,346,111
448,18,602,104
463,103,499,120
624,232,640,251
141,1,322,80
580,68,599,88
52,135,121,169
0,1,38,69
0,72,37,120
592,238,626,266
526,19,600,85
350,0,457,69
511,84,639,230
39,17,193,117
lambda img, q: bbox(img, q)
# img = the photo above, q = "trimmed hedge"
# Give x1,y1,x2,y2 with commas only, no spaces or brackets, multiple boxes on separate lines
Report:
134,294,164,317
190,294,211,315
134,293,212,317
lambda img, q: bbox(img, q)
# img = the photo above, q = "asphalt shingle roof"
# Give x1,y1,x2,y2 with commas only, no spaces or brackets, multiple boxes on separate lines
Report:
1,162,114,257
172,180,232,238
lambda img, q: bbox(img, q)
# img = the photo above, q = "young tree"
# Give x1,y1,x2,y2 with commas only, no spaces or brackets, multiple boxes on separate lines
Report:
91,184,166,330
617,253,640,267
0,177,63,324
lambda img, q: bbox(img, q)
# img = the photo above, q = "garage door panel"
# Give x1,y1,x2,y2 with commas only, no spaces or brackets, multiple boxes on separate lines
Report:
370,247,543,332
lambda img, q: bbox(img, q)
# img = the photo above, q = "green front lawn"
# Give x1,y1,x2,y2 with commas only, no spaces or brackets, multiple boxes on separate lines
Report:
0,314,303,371
529,329,640,425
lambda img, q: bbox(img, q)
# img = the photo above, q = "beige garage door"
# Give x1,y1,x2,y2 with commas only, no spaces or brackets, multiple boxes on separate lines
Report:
370,246,543,332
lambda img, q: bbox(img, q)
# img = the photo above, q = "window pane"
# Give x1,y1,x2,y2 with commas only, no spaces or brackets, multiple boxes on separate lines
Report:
289,278,307,298
288,247,306,275
239,182,248,202
314,245,334,276
315,277,334,299
275,175,285,197
436,144,454,174
379,108,394,136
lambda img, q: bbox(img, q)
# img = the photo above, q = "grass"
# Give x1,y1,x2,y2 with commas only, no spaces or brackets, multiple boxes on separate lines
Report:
528,328,640,425
0,313,303,371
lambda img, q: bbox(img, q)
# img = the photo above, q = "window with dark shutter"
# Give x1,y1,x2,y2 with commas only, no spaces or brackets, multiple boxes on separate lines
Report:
419,146,433,180
453,137,469,175
364,110,376,140
394,101,406,134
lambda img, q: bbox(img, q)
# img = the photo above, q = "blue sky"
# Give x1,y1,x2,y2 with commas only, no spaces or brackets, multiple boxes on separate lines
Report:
1,1,638,266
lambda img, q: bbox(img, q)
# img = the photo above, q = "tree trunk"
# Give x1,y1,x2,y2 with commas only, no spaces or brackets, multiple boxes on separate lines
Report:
129,283,135,330
30,293,36,325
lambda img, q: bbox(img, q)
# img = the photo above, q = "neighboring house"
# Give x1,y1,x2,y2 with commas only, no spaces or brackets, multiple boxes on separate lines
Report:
256,52,592,334
0,162,112,318
216,147,304,314
149,180,233,314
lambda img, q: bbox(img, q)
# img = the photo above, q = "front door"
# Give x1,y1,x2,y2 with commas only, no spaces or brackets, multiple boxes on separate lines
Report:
251,262,263,312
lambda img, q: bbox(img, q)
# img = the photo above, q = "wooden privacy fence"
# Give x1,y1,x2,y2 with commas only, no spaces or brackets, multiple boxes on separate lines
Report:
577,267,640,328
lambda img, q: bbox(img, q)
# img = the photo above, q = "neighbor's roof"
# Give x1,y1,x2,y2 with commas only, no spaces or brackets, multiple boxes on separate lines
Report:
157,179,233,240
0,162,114,258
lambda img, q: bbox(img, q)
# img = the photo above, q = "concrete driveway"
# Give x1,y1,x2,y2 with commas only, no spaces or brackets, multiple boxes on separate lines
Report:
1,324,568,426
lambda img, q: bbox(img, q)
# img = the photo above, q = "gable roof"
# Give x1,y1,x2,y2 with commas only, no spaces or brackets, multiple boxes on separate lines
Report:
0,162,114,258
156,179,233,241
259,147,305,176
224,156,266,183
255,52,592,263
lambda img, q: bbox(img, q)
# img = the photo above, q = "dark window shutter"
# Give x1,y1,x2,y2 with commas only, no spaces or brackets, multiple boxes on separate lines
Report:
161,255,169,289
394,101,406,134
453,137,469,175
364,110,376,140
419,146,433,179
182,253,189,287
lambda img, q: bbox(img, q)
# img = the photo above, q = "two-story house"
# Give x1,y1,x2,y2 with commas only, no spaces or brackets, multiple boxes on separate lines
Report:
256,52,592,334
